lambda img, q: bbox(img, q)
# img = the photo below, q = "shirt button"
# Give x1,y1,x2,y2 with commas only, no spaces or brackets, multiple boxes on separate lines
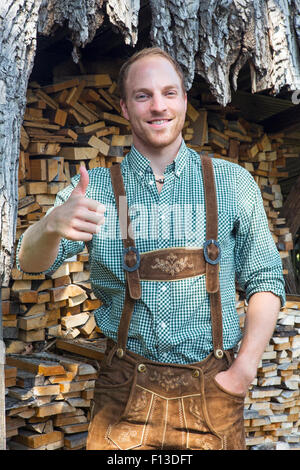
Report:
149,180,154,185
161,214,166,220
161,322,167,329
161,285,167,292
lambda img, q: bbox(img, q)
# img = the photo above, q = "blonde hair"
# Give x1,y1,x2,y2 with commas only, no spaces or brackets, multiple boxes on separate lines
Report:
117,47,186,101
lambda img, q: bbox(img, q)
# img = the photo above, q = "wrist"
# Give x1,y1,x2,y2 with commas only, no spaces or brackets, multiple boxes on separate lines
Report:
214,364,252,396
43,207,62,240
229,357,257,387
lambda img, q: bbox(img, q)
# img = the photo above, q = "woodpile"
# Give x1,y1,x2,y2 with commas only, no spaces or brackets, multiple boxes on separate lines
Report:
3,258,103,354
186,99,295,263
5,344,106,450
238,295,300,450
2,71,299,449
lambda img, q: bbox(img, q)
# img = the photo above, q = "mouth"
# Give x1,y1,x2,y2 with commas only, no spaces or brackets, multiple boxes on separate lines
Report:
147,118,173,128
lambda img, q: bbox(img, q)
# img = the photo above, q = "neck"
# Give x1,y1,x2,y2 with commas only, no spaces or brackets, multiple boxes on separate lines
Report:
132,135,183,175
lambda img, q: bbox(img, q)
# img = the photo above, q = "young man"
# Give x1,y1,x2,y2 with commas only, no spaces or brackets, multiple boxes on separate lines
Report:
17,48,285,450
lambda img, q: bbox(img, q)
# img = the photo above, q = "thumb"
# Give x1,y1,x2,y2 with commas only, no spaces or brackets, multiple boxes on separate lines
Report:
73,165,89,196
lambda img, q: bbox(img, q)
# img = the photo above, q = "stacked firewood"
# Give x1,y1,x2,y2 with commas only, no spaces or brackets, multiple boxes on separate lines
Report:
5,75,129,353
1,73,299,449
185,100,294,261
3,255,103,354
238,295,300,450
5,346,106,450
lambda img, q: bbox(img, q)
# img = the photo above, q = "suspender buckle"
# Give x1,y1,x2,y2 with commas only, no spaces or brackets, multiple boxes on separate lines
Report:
122,246,141,272
214,348,224,359
203,239,221,265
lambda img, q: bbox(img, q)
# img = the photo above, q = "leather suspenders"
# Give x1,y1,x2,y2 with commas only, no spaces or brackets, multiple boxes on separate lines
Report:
110,153,224,360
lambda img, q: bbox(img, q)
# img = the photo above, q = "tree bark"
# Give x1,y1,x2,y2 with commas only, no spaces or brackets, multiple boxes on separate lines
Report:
149,0,201,91
0,1,43,287
106,0,140,46
150,0,300,105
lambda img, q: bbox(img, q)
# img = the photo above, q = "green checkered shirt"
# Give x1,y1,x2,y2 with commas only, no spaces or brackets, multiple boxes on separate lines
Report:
17,140,286,363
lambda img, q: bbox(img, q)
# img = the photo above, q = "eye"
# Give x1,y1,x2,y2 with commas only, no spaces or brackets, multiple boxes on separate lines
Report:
135,93,148,100
166,90,177,97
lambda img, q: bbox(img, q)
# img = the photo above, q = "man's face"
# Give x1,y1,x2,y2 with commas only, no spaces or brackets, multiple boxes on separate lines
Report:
120,55,187,153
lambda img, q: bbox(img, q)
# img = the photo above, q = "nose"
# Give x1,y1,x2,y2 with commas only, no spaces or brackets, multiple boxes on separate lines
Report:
150,93,167,113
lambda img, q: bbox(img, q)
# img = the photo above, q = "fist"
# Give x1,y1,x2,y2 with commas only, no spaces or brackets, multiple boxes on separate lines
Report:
47,166,106,242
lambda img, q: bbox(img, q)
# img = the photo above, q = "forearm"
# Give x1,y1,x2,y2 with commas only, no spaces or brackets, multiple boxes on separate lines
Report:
233,291,280,380
215,291,281,394
18,212,61,273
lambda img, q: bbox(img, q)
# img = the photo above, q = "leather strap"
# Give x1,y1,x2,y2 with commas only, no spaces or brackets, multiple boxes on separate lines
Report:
201,153,223,358
201,155,220,293
110,153,224,359
110,164,141,357
110,164,141,301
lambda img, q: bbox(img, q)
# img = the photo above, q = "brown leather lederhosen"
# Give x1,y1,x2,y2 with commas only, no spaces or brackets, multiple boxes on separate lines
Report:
86,154,246,451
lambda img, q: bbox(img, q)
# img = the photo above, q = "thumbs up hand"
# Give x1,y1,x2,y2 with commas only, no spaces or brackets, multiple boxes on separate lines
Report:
46,166,106,242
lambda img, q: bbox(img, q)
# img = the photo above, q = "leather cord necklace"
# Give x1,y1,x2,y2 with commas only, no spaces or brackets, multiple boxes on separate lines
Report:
154,175,165,184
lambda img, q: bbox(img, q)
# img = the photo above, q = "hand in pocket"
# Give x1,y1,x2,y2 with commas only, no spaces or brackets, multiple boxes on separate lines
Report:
214,370,248,397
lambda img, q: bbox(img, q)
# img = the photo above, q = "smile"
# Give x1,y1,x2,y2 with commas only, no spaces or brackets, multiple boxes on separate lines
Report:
147,119,172,127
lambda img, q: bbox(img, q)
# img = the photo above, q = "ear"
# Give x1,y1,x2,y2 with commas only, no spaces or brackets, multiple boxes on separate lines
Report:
184,92,187,113
120,99,129,121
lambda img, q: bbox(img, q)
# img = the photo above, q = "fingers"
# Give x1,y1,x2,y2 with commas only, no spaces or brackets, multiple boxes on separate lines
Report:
66,202,105,240
83,198,106,215
70,168,106,215
62,214,105,242
66,230,94,242
72,218,104,235
73,165,89,196
77,207,105,225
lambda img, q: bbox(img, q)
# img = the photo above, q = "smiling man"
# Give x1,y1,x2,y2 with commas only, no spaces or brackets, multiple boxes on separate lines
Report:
17,47,286,450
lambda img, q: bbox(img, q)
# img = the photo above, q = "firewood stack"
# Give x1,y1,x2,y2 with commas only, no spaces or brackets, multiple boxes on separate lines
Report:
240,295,300,450
5,348,106,450
185,100,294,262
1,73,299,449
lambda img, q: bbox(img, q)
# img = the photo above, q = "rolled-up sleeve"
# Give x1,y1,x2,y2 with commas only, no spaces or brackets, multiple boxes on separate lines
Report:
233,167,286,308
16,174,85,276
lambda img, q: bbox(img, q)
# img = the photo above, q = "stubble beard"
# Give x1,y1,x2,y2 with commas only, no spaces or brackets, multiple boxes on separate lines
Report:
137,118,185,150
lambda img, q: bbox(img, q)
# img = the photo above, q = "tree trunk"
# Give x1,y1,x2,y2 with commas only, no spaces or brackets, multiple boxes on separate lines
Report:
0,1,43,287
1,0,300,286
0,0,140,287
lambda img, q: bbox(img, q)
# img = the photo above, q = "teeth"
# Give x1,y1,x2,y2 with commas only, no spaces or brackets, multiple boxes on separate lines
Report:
151,120,167,124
